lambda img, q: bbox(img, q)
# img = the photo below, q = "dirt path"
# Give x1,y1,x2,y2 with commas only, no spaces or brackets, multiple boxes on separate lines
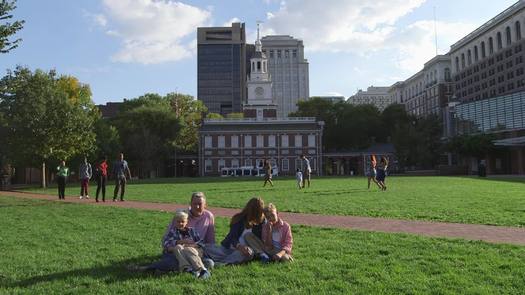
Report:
2,190,524,246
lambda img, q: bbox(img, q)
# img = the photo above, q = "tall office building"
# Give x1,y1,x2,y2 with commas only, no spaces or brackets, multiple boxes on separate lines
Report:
349,86,393,111
197,23,247,116
261,35,309,117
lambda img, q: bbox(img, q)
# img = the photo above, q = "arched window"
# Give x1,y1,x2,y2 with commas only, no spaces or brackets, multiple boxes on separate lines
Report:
455,56,460,72
444,68,451,81
489,37,494,54
481,41,486,58
461,53,466,69
497,32,503,49
467,49,472,65
474,46,479,62
506,26,512,45
516,21,522,40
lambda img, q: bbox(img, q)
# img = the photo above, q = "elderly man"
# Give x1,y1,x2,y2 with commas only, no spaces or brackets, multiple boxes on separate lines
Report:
130,192,215,273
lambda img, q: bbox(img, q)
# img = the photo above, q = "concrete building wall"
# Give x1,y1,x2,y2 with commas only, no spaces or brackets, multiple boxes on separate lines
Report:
261,35,309,117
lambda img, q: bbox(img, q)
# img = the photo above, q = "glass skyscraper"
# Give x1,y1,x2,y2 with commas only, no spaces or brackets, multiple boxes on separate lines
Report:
197,23,247,116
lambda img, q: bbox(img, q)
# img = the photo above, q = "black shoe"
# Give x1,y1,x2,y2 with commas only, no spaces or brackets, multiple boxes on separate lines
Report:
120,198,124,202
96,199,99,203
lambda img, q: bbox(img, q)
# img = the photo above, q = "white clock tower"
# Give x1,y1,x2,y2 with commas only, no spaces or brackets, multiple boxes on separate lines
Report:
244,23,276,120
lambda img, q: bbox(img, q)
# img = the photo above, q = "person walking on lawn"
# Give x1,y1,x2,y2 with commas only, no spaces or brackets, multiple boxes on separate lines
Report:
79,157,92,200
95,156,108,202
113,153,131,201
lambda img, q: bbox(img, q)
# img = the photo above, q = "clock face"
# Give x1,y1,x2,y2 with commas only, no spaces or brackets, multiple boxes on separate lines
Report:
255,87,264,96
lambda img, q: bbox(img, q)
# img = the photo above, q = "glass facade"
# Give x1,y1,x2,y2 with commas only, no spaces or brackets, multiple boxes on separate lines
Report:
198,43,245,115
454,91,525,134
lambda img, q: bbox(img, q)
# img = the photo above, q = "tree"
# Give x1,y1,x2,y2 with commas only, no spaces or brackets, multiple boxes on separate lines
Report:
206,113,223,119
1,0,24,53
93,119,121,160
113,99,181,178
167,92,208,152
0,67,99,186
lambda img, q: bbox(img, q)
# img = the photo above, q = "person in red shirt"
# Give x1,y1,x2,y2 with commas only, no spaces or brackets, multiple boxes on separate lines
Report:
95,156,108,202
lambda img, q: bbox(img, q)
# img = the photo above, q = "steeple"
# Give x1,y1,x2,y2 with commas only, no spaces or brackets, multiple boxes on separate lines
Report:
255,21,262,52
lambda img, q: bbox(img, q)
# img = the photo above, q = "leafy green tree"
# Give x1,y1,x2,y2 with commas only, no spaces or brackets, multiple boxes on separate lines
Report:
168,93,208,152
1,0,24,53
93,119,121,160
206,113,223,119
0,67,98,186
113,101,181,178
446,133,496,159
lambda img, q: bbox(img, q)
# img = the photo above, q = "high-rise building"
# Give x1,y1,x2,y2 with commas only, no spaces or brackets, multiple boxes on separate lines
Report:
261,35,309,117
197,23,247,116
349,86,393,111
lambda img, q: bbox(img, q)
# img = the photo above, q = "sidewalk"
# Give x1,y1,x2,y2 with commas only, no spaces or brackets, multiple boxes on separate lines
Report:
2,190,525,246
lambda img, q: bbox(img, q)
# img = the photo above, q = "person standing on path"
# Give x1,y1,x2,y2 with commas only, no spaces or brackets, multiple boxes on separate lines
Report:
113,153,131,201
56,160,69,200
263,159,274,187
79,157,92,200
300,155,311,188
95,156,108,202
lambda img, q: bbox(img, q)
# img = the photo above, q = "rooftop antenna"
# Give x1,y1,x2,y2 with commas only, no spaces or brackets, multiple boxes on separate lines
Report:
433,6,438,56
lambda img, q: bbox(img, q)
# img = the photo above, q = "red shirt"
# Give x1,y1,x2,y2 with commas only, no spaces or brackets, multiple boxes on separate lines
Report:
98,161,108,177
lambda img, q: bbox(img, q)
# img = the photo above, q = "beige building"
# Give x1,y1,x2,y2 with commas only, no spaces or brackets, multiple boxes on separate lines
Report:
261,35,309,117
348,86,392,111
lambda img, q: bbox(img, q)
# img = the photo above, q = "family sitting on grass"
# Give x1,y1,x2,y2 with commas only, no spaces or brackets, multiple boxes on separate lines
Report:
130,192,293,279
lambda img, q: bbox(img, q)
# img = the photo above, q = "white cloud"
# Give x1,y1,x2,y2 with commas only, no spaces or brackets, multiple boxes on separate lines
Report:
263,0,477,74
222,17,241,27
98,0,211,64
83,11,108,28
263,0,426,52
387,20,477,73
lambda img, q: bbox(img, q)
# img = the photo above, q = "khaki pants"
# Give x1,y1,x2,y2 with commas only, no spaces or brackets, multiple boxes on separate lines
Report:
244,232,293,262
173,245,206,272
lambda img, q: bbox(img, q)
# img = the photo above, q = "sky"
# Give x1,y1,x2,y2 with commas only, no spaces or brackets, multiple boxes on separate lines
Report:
0,0,520,104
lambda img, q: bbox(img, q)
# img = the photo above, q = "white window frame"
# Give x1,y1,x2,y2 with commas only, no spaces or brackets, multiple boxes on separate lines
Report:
244,158,252,167
204,136,212,148
282,159,289,171
281,135,289,147
244,135,252,148
205,159,212,172
218,159,225,172
295,135,303,147
308,135,316,147
256,135,264,148
268,135,276,147
231,135,239,148
218,135,225,148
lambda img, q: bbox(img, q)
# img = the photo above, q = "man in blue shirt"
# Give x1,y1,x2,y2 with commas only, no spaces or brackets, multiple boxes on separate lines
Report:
113,153,131,201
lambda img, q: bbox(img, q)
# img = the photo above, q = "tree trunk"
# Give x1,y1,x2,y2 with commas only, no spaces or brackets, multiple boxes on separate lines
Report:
41,162,46,188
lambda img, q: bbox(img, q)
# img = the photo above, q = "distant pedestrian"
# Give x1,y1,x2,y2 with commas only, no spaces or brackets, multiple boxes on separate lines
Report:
263,159,274,187
376,156,389,191
56,160,69,200
95,156,108,202
113,153,131,201
79,157,92,199
300,155,311,188
367,154,381,190
295,168,303,189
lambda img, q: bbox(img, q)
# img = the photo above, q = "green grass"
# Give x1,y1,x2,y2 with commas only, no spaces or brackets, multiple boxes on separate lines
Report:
1,196,524,294
24,176,525,226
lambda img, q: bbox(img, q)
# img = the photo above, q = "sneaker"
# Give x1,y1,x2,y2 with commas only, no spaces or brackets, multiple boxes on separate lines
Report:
79,196,83,199
85,195,90,199
259,253,270,264
198,269,211,279
203,258,215,270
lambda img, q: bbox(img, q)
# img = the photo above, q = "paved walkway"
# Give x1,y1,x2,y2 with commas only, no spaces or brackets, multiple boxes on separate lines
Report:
2,191,525,246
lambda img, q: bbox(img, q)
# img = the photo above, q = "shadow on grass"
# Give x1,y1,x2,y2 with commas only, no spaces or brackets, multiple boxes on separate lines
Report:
11,255,164,288
456,176,525,184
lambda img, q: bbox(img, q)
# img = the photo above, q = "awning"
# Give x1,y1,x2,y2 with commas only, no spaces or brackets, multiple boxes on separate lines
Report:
493,136,525,147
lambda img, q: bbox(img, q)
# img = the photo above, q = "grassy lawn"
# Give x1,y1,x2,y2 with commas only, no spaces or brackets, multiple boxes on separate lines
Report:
23,176,525,227
1,196,524,294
